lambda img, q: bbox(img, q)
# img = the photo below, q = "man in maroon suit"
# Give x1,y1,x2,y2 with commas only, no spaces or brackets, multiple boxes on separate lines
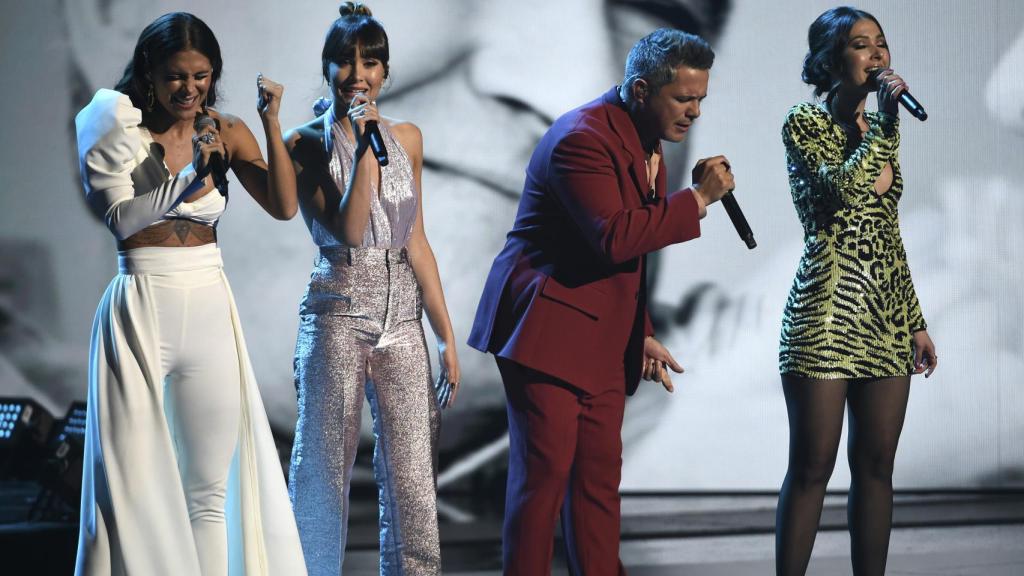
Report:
468,29,735,575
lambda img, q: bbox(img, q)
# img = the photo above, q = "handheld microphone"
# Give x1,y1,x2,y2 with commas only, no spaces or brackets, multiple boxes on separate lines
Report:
720,191,756,249
193,112,229,196
869,68,927,121
355,91,389,166
366,122,389,167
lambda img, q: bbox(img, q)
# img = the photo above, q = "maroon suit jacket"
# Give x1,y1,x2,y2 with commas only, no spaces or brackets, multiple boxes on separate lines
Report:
468,87,702,395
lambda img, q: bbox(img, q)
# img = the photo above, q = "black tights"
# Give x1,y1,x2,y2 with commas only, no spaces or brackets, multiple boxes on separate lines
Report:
775,374,911,576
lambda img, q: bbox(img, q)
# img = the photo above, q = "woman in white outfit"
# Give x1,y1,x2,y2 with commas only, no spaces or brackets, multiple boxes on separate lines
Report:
74,12,306,576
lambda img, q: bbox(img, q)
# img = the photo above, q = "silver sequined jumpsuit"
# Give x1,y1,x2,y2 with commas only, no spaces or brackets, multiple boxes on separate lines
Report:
288,107,441,575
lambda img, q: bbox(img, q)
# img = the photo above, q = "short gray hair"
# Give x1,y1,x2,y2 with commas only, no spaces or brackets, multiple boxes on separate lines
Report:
620,28,715,104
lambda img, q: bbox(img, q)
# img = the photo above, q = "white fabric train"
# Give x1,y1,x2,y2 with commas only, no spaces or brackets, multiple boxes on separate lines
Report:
74,85,307,576
76,244,307,575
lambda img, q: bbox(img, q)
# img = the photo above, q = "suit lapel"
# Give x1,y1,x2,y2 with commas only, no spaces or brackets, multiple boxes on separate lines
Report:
601,88,651,204
627,157,650,204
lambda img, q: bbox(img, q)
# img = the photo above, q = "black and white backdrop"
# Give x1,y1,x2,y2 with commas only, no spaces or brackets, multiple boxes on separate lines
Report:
1,0,1022,492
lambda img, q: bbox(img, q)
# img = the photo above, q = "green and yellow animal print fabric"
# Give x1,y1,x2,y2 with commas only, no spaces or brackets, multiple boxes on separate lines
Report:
779,102,926,378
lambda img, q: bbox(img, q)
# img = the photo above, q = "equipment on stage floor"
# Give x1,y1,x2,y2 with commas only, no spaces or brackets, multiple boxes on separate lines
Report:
0,398,55,479
38,402,87,513
0,397,86,521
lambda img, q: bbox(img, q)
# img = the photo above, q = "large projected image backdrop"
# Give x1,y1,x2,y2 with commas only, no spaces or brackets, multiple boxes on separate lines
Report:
622,0,1024,490
0,0,1021,491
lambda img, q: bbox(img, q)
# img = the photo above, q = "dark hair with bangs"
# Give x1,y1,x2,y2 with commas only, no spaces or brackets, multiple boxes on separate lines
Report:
321,3,390,82
802,6,884,99
115,12,223,110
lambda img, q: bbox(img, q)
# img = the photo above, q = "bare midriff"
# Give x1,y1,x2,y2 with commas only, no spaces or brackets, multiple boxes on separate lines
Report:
118,219,217,250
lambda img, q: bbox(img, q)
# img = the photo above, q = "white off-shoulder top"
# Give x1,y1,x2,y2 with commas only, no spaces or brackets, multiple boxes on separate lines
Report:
76,89,225,240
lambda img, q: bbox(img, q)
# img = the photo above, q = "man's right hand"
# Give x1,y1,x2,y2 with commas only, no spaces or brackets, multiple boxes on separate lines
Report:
691,155,735,206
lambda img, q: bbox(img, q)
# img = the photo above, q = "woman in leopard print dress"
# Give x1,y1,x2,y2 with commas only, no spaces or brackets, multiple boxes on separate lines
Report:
775,7,938,576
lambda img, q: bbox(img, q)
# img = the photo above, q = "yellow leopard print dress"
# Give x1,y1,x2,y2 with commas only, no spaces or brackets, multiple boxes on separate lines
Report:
779,102,926,378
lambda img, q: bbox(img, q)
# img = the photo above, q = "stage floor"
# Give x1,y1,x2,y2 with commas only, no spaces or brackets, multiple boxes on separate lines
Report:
3,485,1023,574
343,524,1024,575
347,492,1024,574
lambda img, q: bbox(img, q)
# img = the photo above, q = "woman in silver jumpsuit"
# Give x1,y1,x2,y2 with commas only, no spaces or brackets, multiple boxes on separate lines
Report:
283,3,462,574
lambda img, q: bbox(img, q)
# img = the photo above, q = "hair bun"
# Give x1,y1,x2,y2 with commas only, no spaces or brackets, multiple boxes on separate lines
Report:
339,2,372,18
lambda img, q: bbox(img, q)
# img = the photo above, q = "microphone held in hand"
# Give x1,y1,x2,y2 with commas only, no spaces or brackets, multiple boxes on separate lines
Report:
193,113,229,196
365,121,389,167
868,68,928,121
353,90,389,167
721,191,756,249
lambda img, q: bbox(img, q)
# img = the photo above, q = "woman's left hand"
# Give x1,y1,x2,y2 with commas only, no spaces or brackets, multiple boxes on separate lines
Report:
435,341,461,409
913,330,938,377
874,68,908,117
256,73,284,120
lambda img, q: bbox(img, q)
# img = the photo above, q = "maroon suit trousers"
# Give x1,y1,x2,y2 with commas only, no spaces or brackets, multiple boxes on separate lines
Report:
498,357,628,576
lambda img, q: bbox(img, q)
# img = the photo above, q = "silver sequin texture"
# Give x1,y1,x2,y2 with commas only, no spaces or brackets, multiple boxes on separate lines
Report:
312,107,418,249
289,109,441,575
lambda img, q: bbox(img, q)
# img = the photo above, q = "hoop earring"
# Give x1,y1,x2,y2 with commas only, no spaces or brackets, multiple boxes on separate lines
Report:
146,84,155,111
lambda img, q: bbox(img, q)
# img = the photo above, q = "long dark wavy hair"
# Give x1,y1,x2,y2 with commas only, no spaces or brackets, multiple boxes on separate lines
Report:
802,6,884,100
114,12,223,111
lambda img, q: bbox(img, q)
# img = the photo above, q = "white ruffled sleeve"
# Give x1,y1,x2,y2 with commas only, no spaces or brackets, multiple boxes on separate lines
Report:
75,89,205,240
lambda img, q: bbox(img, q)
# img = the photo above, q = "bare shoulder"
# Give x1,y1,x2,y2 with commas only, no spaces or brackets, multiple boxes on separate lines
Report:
384,117,422,156
204,109,258,157
284,117,325,151
206,108,249,134
285,117,327,168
